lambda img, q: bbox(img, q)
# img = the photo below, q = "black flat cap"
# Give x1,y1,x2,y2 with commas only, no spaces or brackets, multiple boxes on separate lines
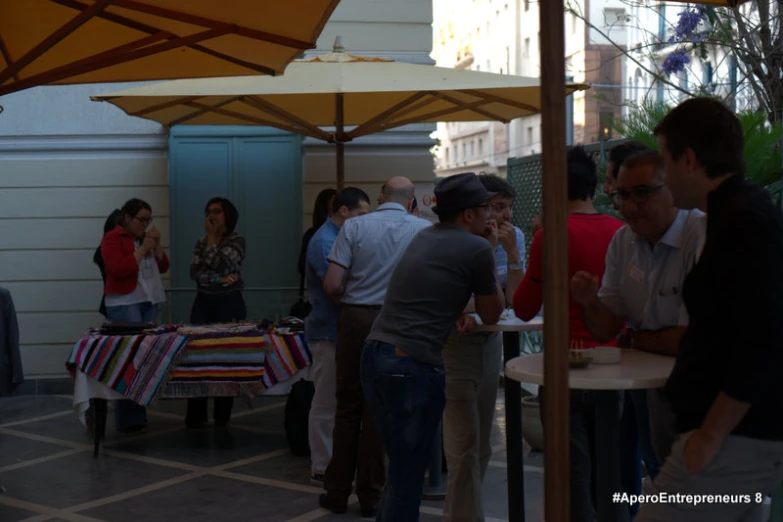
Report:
433,172,496,215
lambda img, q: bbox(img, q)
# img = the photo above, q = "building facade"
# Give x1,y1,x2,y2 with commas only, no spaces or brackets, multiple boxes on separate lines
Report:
0,0,435,380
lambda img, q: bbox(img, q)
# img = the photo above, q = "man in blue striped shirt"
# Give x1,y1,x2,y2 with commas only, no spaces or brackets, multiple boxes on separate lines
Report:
319,176,431,518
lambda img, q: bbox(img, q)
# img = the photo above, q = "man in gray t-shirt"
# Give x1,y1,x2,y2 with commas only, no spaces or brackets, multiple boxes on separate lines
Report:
361,172,505,521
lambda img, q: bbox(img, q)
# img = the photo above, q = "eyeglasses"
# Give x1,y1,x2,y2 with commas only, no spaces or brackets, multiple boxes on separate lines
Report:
134,215,153,224
473,204,491,216
206,208,224,216
610,184,666,206
489,202,512,214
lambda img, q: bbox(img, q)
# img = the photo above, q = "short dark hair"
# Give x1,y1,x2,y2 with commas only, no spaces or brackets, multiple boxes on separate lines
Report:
332,187,370,212
478,172,516,199
608,141,650,181
205,197,239,235
312,188,338,229
620,150,665,180
120,198,152,227
567,145,598,201
653,97,745,179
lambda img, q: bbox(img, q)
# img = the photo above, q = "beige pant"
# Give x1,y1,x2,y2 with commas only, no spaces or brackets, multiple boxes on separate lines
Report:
442,331,503,522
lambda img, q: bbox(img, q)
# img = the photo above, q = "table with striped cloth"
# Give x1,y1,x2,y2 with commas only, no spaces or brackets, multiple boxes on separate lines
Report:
66,324,311,406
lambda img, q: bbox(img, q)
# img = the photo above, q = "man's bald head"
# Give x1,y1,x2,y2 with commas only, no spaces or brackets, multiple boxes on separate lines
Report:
382,176,416,205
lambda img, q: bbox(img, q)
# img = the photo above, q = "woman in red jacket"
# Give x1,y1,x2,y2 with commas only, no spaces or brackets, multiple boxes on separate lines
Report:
101,198,169,432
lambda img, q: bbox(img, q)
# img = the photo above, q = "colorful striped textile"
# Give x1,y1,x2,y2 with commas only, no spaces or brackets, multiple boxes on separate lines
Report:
262,333,312,389
67,329,189,406
162,326,267,398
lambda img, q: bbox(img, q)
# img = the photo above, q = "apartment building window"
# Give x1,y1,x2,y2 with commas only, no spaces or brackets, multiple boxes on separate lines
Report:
504,3,508,11
600,112,614,139
487,59,492,71
525,38,531,58
703,62,714,86
462,142,467,161
657,5,666,43
445,147,450,164
470,140,476,158
527,127,534,146
478,138,484,157
525,0,530,12
571,13,577,34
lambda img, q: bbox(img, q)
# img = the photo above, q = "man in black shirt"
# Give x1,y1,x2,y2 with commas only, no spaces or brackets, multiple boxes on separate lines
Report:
635,98,783,522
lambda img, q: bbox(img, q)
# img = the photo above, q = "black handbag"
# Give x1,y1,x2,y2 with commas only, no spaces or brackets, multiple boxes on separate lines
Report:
289,270,312,320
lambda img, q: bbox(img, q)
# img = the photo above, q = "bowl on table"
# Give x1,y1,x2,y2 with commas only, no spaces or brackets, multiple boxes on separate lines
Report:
592,346,621,365
568,348,593,369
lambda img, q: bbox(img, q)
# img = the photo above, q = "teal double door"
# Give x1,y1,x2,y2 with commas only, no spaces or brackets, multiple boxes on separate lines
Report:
167,126,303,323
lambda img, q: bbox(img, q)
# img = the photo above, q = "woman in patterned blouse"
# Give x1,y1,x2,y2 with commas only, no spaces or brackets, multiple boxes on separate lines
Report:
187,197,246,428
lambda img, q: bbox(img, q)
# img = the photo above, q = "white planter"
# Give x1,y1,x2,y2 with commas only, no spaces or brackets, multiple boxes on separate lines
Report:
521,395,545,452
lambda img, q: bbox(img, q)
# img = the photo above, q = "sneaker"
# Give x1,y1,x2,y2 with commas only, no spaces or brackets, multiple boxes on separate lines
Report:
310,472,325,487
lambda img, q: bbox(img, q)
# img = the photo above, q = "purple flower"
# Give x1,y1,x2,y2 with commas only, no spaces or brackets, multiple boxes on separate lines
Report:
673,9,705,40
662,48,691,75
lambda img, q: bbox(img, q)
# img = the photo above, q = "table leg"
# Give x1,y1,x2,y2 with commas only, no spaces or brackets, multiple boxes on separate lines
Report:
594,390,629,522
422,420,447,500
91,398,108,457
503,331,525,522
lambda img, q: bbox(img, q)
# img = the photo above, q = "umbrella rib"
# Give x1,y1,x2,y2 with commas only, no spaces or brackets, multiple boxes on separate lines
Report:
167,97,240,127
113,0,315,50
184,101,323,139
128,96,206,117
241,97,332,141
458,89,542,114
437,93,510,122
49,0,277,76
0,34,18,83
368,101,505,134
0,28,227,97
347,92,439,139
0,0,117,85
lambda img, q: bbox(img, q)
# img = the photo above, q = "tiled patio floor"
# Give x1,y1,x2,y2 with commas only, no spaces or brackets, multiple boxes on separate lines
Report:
0,393,544,522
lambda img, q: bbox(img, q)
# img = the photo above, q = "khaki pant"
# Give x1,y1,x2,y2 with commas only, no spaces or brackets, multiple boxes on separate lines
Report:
308,340,336,474
442,331,502,522
636,431,783,522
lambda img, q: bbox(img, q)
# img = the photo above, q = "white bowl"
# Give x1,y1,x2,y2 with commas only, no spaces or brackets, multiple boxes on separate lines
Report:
592,346,621,365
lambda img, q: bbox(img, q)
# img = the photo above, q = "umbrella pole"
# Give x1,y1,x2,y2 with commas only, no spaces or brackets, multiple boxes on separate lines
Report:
336,93,345,190
540,0,570,521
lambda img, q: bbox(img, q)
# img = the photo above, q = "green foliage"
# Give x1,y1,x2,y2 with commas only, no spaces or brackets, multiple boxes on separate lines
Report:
611,98,783,205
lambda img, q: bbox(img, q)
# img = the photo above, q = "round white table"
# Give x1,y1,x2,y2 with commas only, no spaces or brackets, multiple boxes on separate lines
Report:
473,313,544,522
505,349,675,522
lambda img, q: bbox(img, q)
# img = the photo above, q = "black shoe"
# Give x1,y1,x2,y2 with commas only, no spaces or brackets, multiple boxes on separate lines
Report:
117,424,146,433
319,493,347,514
360,506,377,518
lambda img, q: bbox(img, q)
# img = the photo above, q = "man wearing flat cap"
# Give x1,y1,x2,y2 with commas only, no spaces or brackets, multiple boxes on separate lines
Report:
360,172,506,521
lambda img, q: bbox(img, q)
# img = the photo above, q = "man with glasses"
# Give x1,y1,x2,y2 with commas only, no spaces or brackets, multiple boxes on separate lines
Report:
572,151,705,474
441,173,525,522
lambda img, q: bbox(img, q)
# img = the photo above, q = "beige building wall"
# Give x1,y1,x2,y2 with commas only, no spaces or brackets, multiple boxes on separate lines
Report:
0,0,435,379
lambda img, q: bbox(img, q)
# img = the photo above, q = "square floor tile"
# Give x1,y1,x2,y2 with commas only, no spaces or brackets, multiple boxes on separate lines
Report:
0,433,74,468
0,502,38,522
108,426,287,467
0,451,188,509
227,452,312,487
0,396,73,426
81,474,316,522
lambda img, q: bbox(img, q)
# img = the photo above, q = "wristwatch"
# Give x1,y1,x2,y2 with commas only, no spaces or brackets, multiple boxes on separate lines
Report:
508,261,524,271
618,331,634,349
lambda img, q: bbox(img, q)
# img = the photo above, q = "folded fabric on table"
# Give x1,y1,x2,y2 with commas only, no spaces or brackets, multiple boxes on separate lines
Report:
263,332,312,388
67,330,189,406
162,327,267,398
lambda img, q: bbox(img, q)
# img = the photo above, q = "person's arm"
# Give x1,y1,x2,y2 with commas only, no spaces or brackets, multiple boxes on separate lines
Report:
683,392,751,474
628,326,686,356
503,227,526,303
575,232,628,341
323,262,347,300
101,232,146,278
325,224,354,300
513,230,543,321
472,247,504,325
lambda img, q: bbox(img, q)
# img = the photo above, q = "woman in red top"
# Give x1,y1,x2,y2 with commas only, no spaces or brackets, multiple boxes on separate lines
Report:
513,146,624,522
100,198,170,432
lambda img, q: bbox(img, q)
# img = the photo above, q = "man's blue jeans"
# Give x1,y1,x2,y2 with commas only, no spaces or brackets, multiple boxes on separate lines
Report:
105,302,157,431
619,389,661,518
360,340,446,522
